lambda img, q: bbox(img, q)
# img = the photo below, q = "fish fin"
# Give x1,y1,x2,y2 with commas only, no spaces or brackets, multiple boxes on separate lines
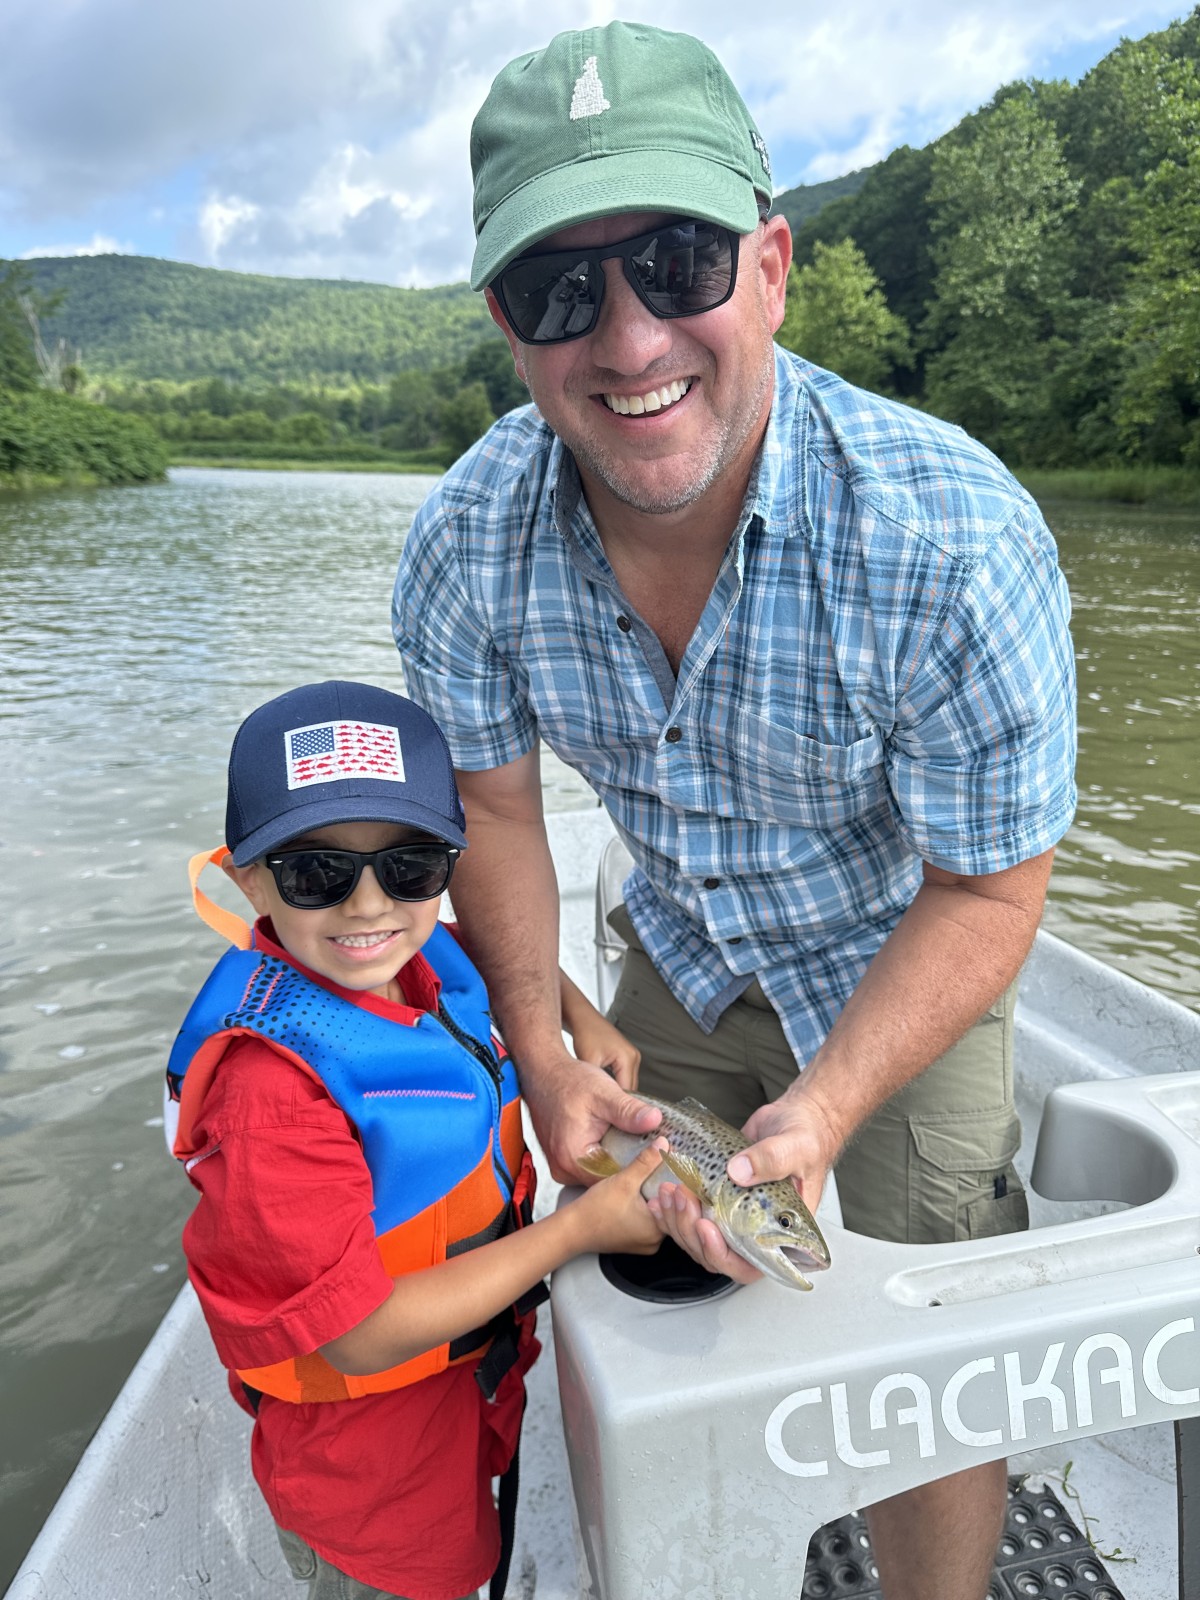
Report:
661,1148,708,1200
675,1095,710,1115
577,1147,622,1179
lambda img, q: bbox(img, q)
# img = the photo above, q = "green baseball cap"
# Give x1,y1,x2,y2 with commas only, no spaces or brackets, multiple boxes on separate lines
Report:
469,22,773,290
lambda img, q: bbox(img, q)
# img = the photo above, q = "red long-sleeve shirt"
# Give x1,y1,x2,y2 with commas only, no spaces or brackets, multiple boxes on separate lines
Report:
181,925,537,1599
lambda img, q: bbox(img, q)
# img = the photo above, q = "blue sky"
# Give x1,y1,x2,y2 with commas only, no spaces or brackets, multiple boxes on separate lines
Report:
0,1,1191,287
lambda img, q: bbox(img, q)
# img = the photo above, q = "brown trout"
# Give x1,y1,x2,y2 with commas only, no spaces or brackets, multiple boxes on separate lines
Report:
578,1093,830,1290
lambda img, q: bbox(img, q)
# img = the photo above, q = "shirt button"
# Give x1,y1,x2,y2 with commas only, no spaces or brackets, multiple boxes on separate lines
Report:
728,937,743,946
703,876,720,890
664,726,683,743
616,614,632,632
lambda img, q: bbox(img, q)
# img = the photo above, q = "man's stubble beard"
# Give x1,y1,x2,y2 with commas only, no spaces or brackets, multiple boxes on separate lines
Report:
553,329,776,519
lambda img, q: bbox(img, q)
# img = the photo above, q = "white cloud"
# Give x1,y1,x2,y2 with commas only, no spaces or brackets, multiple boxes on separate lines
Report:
198,196,261,257
0,0,1188,282
289,143,433,238
19,232,134,257
695,0,1181,184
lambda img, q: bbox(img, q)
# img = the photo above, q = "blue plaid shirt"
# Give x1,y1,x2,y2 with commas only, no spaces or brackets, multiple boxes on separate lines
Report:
394,349,1076,1068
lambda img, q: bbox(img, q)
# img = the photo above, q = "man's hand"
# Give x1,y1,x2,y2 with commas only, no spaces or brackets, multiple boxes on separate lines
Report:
520,1044,662,1184
648,1081,841,1282
728,1082,842,1212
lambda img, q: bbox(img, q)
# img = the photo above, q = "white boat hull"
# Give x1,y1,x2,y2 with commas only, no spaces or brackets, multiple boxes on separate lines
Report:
9,809,1199,1599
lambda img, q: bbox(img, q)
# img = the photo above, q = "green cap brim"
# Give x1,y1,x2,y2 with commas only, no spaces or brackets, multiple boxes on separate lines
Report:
470,149,763,291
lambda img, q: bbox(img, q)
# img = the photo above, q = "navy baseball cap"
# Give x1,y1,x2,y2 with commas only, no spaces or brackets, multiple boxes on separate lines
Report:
225,681,467,866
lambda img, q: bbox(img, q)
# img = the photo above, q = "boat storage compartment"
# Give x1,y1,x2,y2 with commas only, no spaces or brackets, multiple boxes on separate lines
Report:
553,1066,1200,1600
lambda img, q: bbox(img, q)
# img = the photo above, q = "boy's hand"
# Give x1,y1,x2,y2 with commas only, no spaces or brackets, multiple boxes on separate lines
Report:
571,1012,641,1091
521,1047,662,1185
572,1144,665,1256
647,1182,763,1283
559,970,641,1089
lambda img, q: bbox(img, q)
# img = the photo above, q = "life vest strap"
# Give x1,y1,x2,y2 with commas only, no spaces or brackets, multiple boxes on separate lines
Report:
490,1432,524,1600
188,847,253,949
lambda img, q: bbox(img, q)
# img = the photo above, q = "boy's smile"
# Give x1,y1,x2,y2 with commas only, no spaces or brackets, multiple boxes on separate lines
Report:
225,820,445,1004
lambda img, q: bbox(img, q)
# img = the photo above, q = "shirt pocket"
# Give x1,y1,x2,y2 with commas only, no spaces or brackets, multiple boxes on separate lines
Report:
724,715,886,829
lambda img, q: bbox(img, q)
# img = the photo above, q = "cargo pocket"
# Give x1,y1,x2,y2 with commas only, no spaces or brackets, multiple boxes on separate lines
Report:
908,1112,1029,1244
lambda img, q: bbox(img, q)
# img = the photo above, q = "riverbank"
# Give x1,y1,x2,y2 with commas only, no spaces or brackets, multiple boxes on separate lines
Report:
0,389,168,491
166,455,1200,505
1016,464,1200,508
169,452,443,474
16,419,1197,511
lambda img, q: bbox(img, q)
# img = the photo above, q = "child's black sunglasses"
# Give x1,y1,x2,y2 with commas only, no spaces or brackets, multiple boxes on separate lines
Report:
490,218,740,345
264,843,460,909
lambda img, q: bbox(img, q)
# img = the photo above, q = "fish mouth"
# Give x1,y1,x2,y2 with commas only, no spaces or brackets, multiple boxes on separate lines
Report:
761,1236,831,1277
781,1243,829,1272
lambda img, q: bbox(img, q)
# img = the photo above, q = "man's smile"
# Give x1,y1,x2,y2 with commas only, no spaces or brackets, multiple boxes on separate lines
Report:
602,378,692,416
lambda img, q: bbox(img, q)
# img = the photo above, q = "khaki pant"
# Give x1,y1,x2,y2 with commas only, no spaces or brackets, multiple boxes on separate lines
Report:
276,1526,477,1600
606,906,1028,1245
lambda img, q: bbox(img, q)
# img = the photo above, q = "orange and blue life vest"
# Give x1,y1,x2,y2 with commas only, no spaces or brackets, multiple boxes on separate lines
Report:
166,916,537,1404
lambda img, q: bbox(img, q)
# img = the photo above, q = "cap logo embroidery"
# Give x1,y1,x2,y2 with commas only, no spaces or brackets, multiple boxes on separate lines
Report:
751,130,772,181
570,56,610,120
285,721,406,790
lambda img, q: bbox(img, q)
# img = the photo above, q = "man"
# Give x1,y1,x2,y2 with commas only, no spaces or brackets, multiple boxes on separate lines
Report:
393,23,1076,1600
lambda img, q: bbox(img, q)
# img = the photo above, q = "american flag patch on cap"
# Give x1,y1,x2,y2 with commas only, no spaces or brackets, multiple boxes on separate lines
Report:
285,720,406,790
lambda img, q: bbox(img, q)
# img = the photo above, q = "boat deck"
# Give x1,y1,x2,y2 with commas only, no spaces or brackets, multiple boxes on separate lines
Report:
8,808,1196,1600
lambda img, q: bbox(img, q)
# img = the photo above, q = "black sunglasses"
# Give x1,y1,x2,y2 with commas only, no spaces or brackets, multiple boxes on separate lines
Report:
491,219,740,345
264,843,460,909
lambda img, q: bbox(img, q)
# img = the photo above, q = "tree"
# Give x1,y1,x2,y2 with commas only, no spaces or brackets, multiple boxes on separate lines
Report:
1059,36,1185,193
1110,51,1200,461
199,377,238,417
0,263,41,391
0,266,78,392
438,382,494,462
776,239,912,394
278,411,330,447
185,409,231,441
792,144,937,360
385,369,441,450
229,409,278,442
922,92,1080,462
462,337,528,416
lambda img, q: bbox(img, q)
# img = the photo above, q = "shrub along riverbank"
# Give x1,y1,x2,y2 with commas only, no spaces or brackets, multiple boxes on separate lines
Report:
0,388,168,491
170,443,445,474
168,433,446,472
1015,465,1200,508
168,454,1200,507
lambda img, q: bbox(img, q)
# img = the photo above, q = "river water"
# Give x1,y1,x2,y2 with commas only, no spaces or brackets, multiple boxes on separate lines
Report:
0,468,1196,1586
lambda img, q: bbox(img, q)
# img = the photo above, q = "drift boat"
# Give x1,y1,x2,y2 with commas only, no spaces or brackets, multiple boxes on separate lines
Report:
8,809,1200,1600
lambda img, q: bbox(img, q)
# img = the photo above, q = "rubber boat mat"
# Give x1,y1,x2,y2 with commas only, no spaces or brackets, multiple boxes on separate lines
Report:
802,1476,1128,1598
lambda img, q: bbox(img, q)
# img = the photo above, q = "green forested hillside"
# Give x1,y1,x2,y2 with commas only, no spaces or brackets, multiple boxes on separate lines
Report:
11,6,1200,484
24,256,497,386
773,169,869,231
28,194,865,388
781,6,1200,473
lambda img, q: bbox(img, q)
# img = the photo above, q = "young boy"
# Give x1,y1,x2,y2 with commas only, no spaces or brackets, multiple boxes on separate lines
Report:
166,679,661,1600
